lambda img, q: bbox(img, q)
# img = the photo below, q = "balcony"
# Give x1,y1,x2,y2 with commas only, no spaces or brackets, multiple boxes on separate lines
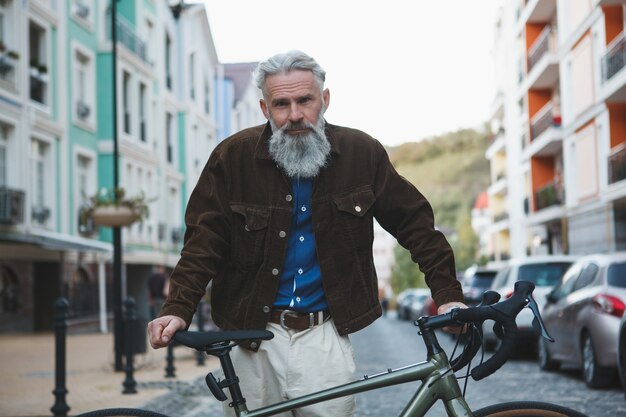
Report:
521,0,557,25
608,143,626,185
107,15,149,65
530,102,560,140
524,27,559,90
528,26,553,73
602,32,625,83
534,181,563,211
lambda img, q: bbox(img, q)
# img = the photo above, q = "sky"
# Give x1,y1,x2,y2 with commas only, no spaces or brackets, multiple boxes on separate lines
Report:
201,0,501,147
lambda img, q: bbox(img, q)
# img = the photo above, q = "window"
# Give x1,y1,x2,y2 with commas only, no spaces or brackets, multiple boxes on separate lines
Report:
166,112,174,164
31,138,52,226
29,20,49,105
0,7,18,86
122,70,131,134
68,268,97,317
0,124,7,187
73,46,94,126
573,263,599,291
189,52,195,99
139,82,147,142
204,77,210,114
165,33,172,91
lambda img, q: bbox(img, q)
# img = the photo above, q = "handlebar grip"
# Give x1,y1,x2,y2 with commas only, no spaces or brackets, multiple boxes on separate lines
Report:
470,315,517,380
454,281,535,380
450,291,500,372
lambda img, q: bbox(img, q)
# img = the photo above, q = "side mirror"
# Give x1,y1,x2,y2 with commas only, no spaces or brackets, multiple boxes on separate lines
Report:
546,291,558,304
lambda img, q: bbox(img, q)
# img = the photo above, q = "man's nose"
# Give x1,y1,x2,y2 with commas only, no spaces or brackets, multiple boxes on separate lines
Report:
288,104,303,122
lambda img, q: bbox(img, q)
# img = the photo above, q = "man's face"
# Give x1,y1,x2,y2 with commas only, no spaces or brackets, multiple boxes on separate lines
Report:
260,70,330,132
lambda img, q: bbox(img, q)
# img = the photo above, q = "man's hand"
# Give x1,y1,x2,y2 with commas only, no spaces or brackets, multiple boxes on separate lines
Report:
147,315,187,349
437,301,468,334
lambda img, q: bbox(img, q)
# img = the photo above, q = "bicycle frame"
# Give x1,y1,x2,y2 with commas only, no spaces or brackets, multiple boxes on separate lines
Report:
233,350,473,417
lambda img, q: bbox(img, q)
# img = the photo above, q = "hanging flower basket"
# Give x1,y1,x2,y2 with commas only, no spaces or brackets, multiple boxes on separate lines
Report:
81,188,153,228
91,205,140,227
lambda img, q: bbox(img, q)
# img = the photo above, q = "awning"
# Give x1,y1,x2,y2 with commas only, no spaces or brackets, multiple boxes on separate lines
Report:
0,231,112,253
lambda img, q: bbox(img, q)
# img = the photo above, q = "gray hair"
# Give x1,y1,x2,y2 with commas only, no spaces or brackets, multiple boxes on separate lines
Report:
253,50,326,97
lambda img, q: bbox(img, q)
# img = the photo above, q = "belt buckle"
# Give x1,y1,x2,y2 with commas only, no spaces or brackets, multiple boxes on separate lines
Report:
279,309,293,330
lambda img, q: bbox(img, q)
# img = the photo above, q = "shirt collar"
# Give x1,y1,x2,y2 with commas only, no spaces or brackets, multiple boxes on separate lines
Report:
254,120,341,161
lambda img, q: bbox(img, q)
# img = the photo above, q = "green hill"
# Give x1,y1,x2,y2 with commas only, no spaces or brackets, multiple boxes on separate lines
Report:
387,128,491,229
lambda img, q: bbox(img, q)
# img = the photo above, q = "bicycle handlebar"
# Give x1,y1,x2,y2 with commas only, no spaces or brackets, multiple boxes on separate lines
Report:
424,281,540,381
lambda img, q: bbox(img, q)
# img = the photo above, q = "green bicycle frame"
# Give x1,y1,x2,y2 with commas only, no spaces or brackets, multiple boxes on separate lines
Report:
233,351,473,417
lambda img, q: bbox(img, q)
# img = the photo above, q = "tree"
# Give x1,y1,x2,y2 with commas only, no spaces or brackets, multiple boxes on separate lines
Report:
390,244,426,294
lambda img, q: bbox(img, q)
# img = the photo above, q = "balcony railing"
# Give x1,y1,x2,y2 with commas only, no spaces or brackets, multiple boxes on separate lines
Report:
107,14,149,65
602,31,625,83
608,143,626,184
530,102,560,141
534,181,563,211
528,26,553,73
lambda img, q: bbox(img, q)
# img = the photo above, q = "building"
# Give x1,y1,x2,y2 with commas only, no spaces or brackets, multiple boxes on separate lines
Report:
0,0,224,333
486,0,626,259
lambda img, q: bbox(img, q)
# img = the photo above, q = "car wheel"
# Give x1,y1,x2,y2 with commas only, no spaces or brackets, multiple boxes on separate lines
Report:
581,333,613,389
538,337,559,371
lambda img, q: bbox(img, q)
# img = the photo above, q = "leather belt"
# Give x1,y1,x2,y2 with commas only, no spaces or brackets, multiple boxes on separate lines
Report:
269,309,331,331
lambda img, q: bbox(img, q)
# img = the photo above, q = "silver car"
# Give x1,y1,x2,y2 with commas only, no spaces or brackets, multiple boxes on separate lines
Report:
482,255,576,353
539,253,626,389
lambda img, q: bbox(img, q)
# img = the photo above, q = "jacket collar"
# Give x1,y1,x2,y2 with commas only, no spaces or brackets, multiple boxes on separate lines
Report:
254,120,341,161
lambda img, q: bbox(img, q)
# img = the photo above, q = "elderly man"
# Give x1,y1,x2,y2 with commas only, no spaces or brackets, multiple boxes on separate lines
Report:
148,50,465,417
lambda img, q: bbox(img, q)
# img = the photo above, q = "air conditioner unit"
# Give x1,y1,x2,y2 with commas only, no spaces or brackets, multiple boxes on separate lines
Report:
76,101,90,119
32,206,51,224
75,2,90,19
0,187,25,225
171,228,183,244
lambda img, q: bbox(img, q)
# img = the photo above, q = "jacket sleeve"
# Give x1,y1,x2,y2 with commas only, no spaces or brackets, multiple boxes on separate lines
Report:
371,141,463,307
160,149,231,326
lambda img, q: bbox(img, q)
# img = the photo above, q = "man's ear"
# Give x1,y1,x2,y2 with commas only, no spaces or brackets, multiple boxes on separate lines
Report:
260,99,269,120
323,88,330,110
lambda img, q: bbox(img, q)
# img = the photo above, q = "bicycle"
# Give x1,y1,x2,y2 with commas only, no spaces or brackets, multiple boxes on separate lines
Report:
76,281,588,417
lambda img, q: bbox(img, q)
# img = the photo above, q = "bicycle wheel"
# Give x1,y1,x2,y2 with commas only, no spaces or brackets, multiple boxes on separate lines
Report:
473,401,588,417
74,408,169,417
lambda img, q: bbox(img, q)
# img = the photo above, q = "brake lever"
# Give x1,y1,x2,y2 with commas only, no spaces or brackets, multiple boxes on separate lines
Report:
526,293,554,342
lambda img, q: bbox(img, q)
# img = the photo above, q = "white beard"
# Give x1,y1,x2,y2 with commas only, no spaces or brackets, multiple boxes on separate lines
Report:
268,113,331,178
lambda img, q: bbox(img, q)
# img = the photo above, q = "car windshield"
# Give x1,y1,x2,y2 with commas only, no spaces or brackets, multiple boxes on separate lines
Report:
518,262,572,286
607,262,626,288
469,272,497,288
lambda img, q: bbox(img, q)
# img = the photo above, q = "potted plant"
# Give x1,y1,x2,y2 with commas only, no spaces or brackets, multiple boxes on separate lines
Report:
82,187,152,227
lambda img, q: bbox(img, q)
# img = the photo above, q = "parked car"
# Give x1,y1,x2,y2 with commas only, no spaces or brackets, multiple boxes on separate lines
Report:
539,253,626,388
619,307,626,398
395,288,430,320
462,265,499,306
482,255,577,353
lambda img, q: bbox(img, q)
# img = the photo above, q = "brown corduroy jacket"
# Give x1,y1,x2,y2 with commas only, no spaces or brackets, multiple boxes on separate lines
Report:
161,122,463,341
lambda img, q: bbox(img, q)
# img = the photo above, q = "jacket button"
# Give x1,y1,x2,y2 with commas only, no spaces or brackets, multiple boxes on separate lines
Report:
272,268,279,276
250,342,258,349
354,205,362,213
262,306,270,313
286,194,293,202
279,231,286,238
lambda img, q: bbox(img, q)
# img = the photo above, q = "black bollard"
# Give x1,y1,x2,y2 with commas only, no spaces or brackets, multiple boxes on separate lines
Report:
51,298,70,417
165,342,176,378
122,297,138,394
196,299,206,366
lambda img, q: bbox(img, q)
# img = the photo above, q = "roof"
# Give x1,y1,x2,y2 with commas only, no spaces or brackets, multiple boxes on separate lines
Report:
0,231,112,253
473,191,489,210
223,62,259,103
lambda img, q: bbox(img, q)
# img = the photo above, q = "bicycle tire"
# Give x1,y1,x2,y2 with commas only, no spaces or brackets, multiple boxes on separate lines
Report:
74,408,170,417
472,401,588,417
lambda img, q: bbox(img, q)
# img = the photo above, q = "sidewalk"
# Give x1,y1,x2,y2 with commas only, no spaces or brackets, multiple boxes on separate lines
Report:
0,331,219,417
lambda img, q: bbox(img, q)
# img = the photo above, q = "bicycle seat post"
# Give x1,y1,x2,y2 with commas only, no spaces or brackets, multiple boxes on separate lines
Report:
216,349,248,413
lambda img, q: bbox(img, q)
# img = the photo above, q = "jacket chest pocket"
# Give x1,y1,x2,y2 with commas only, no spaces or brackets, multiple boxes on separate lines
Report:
332,187,376,245
230,204,270,267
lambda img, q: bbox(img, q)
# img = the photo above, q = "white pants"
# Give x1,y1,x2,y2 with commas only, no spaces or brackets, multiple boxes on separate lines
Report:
222,319,356,417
